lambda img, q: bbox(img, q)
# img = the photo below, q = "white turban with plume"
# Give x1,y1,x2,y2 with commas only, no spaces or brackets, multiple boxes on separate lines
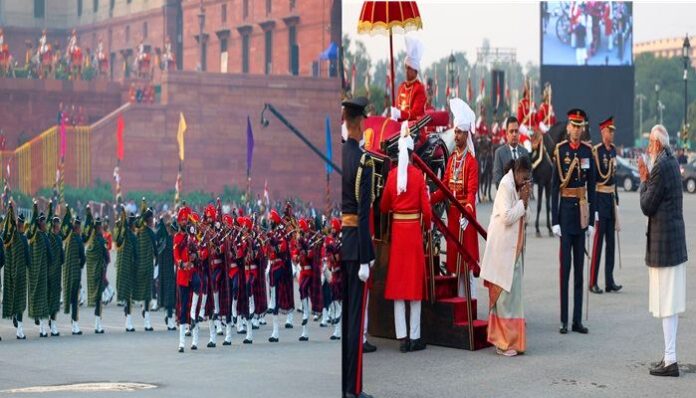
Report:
449,97,476,157
404,36,424,72
397,121,414,195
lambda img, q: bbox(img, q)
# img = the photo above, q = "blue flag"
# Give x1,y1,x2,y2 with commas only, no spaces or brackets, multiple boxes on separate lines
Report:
325,116,333,174
246,116,254,176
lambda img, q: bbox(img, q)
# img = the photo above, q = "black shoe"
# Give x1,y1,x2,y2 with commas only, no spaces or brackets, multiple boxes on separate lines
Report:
650,362,679,377
268,336,279,343
207,341,216,348
145,327,154,332
302,318,308,326
559,324,568,334
51,332,60,337
40,333,48,338
243,339,252,344
606,284,623,292
126,328,135,332
284,323,293,329
320,322,328,328
343,392,375,398
589,285,603,294
399,338,410,353
16,335,26,340
223,340,232,346
363,341,377,353
185,330,191,337
330,335,341,340
167,326,177,331
12,316,18,328
410,338,427,352
299,336,309,342
191,345,197,350
252,325,259,330
95,329,104,334
72,331,83,335
178,347,184,353
237,329,247,335
572,323,589,334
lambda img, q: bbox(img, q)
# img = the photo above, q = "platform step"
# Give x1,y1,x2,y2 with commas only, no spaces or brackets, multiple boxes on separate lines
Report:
437,297,478,323
433,275,457,299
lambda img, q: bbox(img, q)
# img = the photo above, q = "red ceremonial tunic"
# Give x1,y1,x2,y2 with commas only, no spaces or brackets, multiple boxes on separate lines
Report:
536,102,556,128
380,165,432,301
396,79,427,122
516,97,535,128
431,149,480,274
173,232,193,287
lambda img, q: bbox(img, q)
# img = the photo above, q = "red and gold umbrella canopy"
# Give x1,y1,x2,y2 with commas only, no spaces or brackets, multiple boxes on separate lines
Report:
357,1,423,106
358,1,423,35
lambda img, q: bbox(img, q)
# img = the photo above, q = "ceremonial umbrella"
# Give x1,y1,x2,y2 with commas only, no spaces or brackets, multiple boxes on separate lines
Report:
357,1,422,106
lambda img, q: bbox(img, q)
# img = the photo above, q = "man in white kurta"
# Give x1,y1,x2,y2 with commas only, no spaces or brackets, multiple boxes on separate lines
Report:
638,124,688,377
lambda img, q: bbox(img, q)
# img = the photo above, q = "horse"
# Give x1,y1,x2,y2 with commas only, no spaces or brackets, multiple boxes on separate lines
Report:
531,129,556,237
475,134,494,202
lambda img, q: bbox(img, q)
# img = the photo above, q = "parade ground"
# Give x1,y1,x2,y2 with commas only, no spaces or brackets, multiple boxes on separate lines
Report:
0,275,340,397
363,190,696,398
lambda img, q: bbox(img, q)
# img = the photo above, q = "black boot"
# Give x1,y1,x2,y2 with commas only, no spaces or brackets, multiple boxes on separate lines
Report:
572,323,589,334
399,338,410,353
649,362,679,377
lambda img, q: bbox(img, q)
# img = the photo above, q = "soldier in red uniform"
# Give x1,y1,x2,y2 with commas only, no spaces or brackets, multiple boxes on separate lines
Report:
536,83,556,133
267,209,288,342
431,98,481,299
203,204,224,347
174,206,195,352
380,123,433,352
517,81,536,153
390,37,426,124
324,218,342,340
295,218,315,341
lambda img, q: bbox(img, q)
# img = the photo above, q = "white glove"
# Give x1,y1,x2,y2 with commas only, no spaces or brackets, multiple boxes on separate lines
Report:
390,106,401,121
358,263,370,282
587,225,594,237
539,121,549,133
459,216,469,231
552,224,562,237
519,124,529,135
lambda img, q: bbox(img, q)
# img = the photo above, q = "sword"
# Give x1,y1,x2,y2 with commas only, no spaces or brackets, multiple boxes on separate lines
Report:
614,197,622,270
585,228,590,321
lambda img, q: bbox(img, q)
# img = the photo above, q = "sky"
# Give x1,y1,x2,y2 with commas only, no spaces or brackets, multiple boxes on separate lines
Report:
343,1,696,69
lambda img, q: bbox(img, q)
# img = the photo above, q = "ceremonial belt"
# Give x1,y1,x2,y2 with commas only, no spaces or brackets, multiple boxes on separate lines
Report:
342,214,358,227
596,184,615,194
245,265,257,271
392,212,421,220
229,263,238,269
301,265,312,271
212,259,223,265
561,187,586,199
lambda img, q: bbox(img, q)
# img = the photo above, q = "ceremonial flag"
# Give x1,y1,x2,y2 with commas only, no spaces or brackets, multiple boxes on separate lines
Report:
466,75,473,103
246,116,254,176
177,112,187,161
116,113,124,161
264,179,270,207
476,77,485,103
364,71,371,97
496,73,501,110
325,116,333,174
350,63,357,96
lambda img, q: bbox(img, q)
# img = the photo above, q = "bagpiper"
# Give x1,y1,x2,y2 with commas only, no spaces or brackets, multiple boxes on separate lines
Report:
84,207,110,334
61,206,86,335
27,202,51,338
2,205,29,340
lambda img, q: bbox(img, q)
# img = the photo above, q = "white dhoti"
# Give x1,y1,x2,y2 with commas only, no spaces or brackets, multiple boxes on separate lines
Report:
648,263,686,318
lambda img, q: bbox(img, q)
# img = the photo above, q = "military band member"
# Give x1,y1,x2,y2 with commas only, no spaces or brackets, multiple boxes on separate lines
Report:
133,200,156,331
325,218,342,340
380,124,432,353
85,208,109,334
61,207,86,335
3,206,29,339
551,108,596,335
156,214,178,331
174,206,194,352
47,206,64,336
589,116,622,294
390,37,426,125
341,96,375,398
27,202,51,337
115,207,138,332
266,209,289,342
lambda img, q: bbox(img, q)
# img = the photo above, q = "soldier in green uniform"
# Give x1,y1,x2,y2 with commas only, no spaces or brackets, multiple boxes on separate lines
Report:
133,199,156,331
47,203,64,336
115,206,138,332
156,214,177,331
2,205,30,340
61,206,86,335
27,202,51,338
84,207,110,334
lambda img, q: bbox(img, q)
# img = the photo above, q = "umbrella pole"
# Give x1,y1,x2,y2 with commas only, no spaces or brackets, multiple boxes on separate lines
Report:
389,27,396,107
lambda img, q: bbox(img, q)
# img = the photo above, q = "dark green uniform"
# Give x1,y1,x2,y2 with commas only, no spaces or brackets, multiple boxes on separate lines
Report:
61,209,86,320
115,208,137,306
85,210,109,309
156,218,176,315
27,204,51,321
47,205,64,319
133,203,156,303
2,206,29,322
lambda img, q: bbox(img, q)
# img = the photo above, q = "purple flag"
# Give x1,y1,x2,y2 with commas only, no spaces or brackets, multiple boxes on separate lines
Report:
246,116,254,176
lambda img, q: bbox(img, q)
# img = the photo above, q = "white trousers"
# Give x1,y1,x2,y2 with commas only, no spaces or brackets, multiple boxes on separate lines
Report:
662,314,678,365
457,272,477,300
394,300,421,340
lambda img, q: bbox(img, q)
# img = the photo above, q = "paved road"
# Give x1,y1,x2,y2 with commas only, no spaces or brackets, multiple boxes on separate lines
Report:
362,190,696,398
0,271,340,397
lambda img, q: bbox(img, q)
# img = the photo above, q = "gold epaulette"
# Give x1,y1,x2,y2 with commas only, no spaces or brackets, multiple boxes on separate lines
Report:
355,152,376,204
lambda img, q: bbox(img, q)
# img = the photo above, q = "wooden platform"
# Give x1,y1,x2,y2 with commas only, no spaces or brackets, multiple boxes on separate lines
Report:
367,242,491,351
